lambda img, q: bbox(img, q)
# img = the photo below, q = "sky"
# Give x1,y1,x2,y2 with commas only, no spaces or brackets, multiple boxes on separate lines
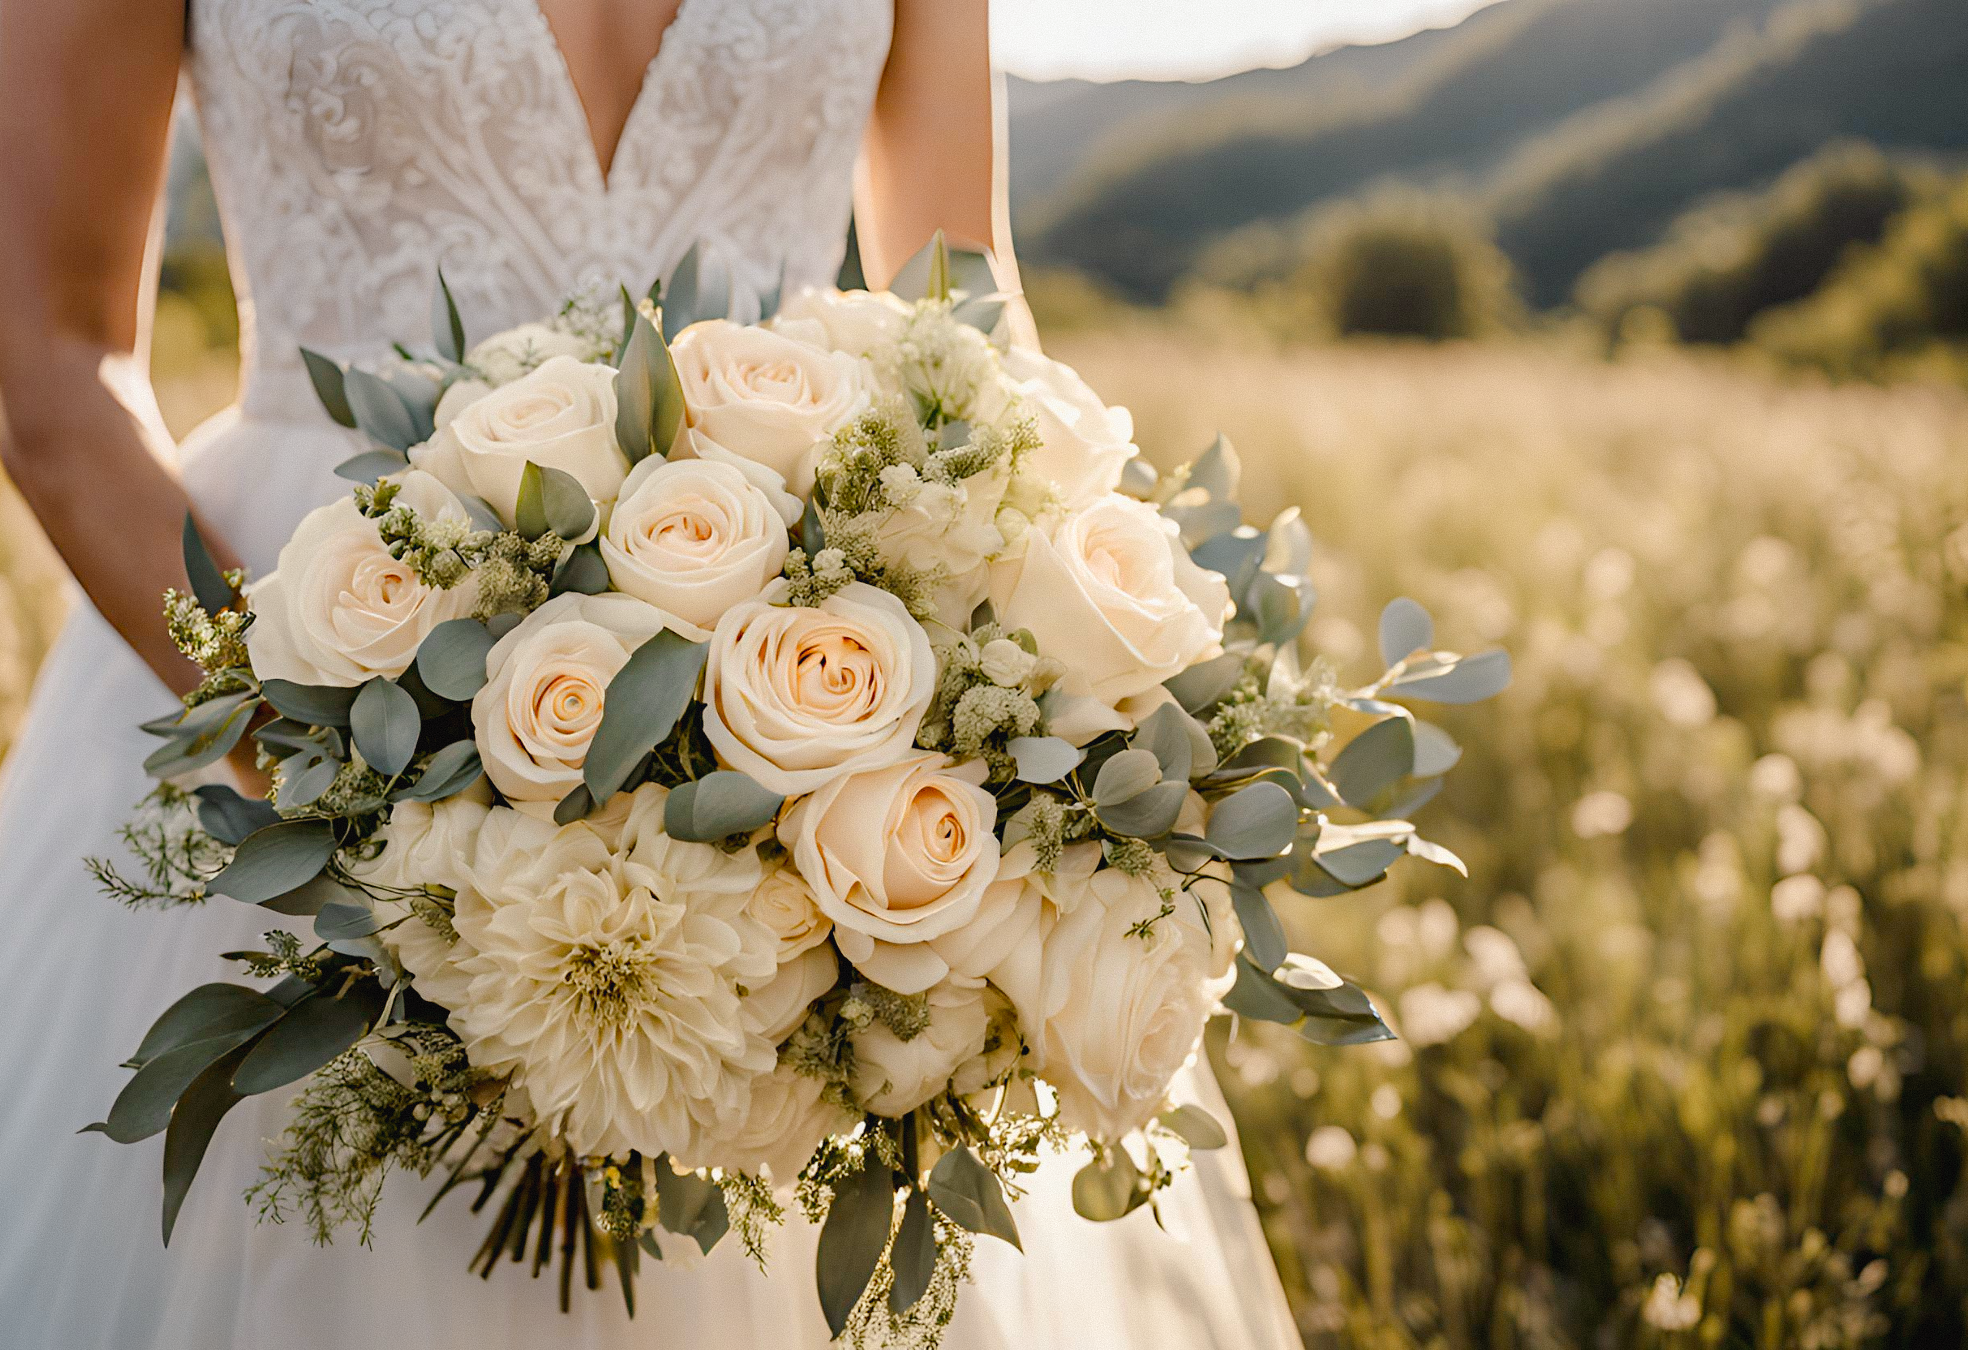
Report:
990,0,1510,82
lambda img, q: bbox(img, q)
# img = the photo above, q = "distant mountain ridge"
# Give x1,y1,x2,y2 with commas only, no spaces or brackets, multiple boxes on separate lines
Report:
1013,0,1968,308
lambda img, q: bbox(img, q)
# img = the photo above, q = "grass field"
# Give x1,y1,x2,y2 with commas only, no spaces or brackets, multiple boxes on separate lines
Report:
7,327,1968,1345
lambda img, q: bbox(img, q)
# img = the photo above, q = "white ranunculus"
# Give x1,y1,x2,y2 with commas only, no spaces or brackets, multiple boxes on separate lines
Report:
703,580,935,796
350,797,490,1011
471,592,674,816
772,286,912,356
1024,865,1235,1141
245,469,481,687
743,943,840,1044
781,753,999,994
1002,346,1140,511
413,355,627,527
990,493,1230,708
600,456,793,640
872,462,1008,631
465,322,596,386
744,863,833,961
421,788,778,1160
850,978,990,1117
673,1062,856,1190
669,319,870,495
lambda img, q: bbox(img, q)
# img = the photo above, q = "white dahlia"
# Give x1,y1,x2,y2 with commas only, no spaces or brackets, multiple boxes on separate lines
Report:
418,785,780,1159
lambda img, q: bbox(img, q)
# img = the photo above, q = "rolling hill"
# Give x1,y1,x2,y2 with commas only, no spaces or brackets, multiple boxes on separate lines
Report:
1015,0,1968,308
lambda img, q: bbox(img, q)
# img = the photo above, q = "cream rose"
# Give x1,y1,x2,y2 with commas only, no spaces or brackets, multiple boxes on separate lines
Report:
743,943,840,1044
1002,346,1140,510
413,355,627,527
703,580,934,796
669,319,870,495
990,493,1230,709
600,456,794,639
1024,866,1234,1141
673,1063,857,1190
772,286,912,356
745,863,833,960
465,322,597,386
245,469,481,687
850,978,991,1117
781,753,999,993
470,592,674,815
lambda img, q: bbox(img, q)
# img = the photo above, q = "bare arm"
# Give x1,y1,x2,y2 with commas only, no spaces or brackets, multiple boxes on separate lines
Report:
855,0,1034,341
0,0,235,697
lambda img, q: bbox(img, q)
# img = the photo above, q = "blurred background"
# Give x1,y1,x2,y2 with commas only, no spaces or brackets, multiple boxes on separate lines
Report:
7,0,1968,1343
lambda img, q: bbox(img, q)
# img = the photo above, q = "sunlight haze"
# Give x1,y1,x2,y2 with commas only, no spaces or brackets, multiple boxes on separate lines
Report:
990,0,1511,81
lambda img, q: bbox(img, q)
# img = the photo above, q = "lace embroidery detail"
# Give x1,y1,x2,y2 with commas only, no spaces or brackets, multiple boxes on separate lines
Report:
184,0,892,400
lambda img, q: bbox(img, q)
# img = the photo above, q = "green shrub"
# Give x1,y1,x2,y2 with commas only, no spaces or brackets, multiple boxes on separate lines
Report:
1753,172,1968,379
1261,194,1524,342
1577,142,1932,346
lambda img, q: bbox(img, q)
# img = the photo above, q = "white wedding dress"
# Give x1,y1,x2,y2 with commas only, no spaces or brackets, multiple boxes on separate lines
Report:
0,2,1301,1346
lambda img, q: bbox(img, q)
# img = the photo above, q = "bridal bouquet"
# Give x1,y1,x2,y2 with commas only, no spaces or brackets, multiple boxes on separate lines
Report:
94,237,1508,1342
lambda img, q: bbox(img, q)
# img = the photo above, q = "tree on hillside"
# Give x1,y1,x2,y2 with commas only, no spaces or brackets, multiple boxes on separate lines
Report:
1575,142,1932,346
1257,194,1523,341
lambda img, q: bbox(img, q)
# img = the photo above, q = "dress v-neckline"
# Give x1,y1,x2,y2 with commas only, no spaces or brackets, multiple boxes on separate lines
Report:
524,0,698,192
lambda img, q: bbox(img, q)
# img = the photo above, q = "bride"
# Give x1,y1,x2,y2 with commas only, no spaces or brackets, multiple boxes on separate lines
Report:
0,1,1300,1346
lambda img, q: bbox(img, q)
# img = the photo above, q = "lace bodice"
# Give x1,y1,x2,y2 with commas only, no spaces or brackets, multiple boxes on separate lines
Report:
185,0,893,419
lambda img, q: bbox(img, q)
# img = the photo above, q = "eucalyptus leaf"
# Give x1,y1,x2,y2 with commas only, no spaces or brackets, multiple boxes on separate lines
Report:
181,513,234,614
415,619,496,701
1411,721,1463,778
1007,735,1083,786
126,982,285,1070
538,463,596,539
350,678,422,778
616,308,687,462
656,1164,730,1255
278,752,343,811
161,1042,254,1244
343,367,420,451
1390,649,1513,704
554,783,596,826
1131,702,1199,784
333,448,412,484
816,1158,897,1337
1408,835,1469,875
799,496,826,555
514,461,550,540
300,348,356,427
232,991,376,1095
583,632,708,802
1313,836,1409,888
104,1027,261,1145
1206,781,1298,860
550,542,611,597
257,873,365,917
662,243,705,341
1092,748,1162,807
1229,881,1288,971
926,1147,1021,1250
1190,526,1267,599
1330,716,1416,809
313,899,380,942
1071,1151,1145,1222
758,261,787,322
143,692,255,778
1378,597,1434,667
888,1189,936,1314
664,771,784,842
210,819,337,905
397,741,484,804
379,366,438,442
1097,780,1188,838
1159,1104,1229,1151
457,492,504,533
431,266,466,362
259,679,359,727
1247,570,1310,645
192,785,281,847
1164,653,1244,715
1221,955,1306,1024
1184,434,1241,502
